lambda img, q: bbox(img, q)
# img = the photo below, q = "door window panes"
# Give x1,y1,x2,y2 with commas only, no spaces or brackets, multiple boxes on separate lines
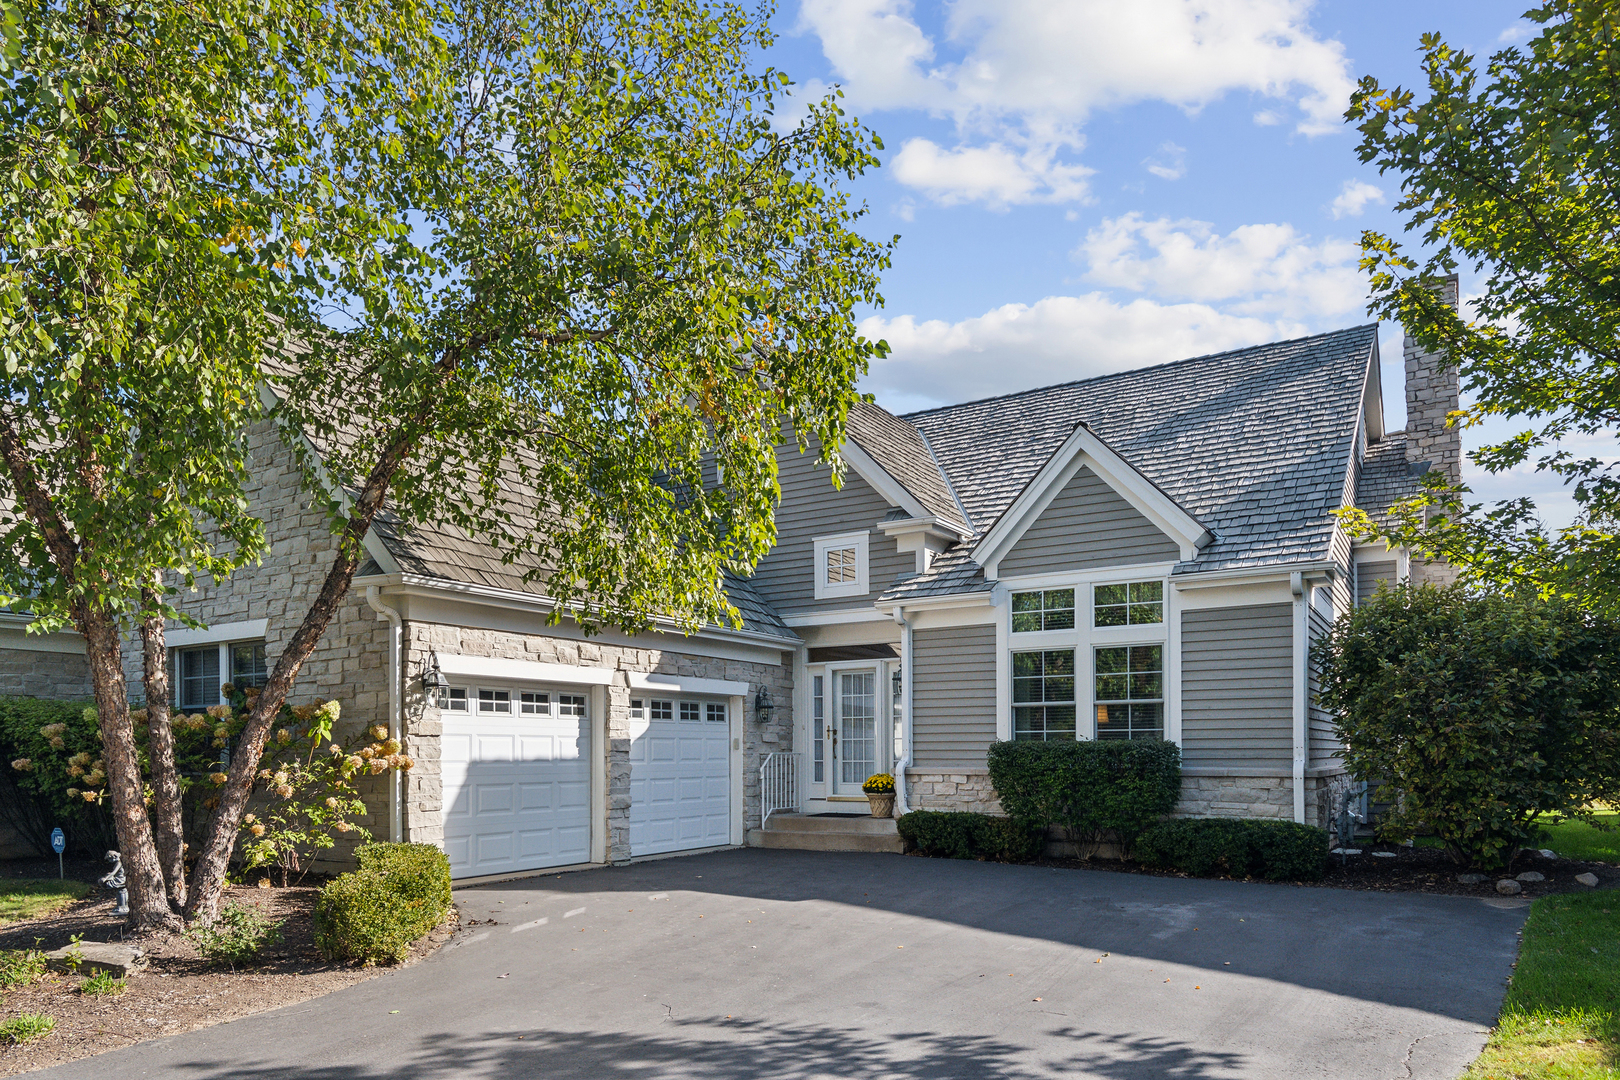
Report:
437,687,469,712
812,675,825,783
1094,644,1164,740
650,699,673,721
1011,588,1076,633
478,688,511,714
557,694,587,718
838,671,877,786
706,702,727,724
679,701,701,723
520,692,550,716
1012,650,1076,741
1093,581,1164,627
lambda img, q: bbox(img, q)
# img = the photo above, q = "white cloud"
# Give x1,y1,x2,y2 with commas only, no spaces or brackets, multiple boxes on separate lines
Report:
1077,213,1366,318
1253,109,1282,126
1144,141,1187,181
1498,20,1535,45
1329,178,1384,219
798,0,1356,206
890,137,1094,207
860,294,1306,411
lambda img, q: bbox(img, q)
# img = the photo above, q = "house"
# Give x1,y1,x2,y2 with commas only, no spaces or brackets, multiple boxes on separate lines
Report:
0,299,1459,879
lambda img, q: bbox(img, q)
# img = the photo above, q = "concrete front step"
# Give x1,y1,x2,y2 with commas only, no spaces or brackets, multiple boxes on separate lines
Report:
747,813,904,854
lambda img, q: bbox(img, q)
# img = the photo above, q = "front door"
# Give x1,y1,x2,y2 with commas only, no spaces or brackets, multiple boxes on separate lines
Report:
833,669,878,794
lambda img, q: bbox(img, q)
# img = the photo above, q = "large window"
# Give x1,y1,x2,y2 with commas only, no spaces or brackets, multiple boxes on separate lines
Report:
1093,581,1164,627
177,646,221,711
1012,650,1076,741
1011,588,1075,633
1093,645,1163,740
230,643,268,690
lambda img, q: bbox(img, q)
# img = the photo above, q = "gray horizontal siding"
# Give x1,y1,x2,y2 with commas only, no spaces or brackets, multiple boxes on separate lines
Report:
1307,603,1340,770
749,441,913,614
1000,465,1180,577
1181,603,1295,768
911,623,997,770
1356,560,1396,605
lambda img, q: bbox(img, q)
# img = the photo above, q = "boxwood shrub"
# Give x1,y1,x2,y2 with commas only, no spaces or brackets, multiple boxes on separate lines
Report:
897,810,1042,862
987,738,1181,854
313,842,452,964
1134,818,1328,881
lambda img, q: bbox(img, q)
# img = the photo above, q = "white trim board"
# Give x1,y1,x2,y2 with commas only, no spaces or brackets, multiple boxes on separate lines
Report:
168,619,269,648
628,672,751,698
436,653,615,687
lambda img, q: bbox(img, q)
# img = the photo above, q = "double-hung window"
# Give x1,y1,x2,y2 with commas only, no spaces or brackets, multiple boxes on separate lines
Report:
1012,650,1076,740
176,646,221,711
1093,645,1163,740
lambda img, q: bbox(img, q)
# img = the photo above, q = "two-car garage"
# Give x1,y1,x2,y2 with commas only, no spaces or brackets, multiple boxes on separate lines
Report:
436,655,743,879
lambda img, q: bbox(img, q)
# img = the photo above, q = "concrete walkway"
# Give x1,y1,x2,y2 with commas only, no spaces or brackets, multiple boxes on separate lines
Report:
35,849,1527,1079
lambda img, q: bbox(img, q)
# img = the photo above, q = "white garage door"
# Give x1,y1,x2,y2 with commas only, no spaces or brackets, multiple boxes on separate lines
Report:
441,687,591,879
628,696,732,856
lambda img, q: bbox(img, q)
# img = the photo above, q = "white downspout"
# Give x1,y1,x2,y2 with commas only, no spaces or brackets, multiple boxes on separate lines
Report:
1289,572,1307,825
893,605,912,815
365,586,404,843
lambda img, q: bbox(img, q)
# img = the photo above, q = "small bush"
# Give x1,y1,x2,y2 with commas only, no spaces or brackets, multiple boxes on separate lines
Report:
1134,818,1328,881
185,901,285,968
988,738,1182,854
0,1013,54,1044
0,949,47,989
314,843,452,965
79,970,126,996
897,810,1042,862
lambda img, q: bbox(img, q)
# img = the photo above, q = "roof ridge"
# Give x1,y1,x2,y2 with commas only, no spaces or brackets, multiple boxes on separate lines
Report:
912,425,975,535
898,323,1380,420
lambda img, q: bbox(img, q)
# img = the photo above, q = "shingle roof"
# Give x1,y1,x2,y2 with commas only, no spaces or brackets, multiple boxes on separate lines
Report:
877,547,991,603
893,325,1377,586
1355,430,1423,530
846,401,971,534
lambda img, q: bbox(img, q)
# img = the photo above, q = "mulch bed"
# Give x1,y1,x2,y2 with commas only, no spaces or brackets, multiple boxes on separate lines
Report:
0,873,455,1078
1034,844,1620,897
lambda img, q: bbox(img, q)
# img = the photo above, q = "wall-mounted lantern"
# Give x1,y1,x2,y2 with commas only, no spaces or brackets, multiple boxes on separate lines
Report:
420,651,445,693
754,686,775,725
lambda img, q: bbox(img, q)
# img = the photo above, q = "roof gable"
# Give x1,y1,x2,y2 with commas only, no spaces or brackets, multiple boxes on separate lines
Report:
844,402,970,536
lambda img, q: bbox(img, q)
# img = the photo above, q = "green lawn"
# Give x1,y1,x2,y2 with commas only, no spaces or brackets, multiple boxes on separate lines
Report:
1464,893,1620,1079
1539,810,1620,865
0,879,91,925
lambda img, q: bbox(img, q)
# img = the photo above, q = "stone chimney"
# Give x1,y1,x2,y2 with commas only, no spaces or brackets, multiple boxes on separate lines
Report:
1402,273,1462,486
1402,273,1461,587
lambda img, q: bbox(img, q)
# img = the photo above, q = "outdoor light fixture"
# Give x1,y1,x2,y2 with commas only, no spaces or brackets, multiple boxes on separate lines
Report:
420,651,445,693
891,668,903,704
754,686,775,725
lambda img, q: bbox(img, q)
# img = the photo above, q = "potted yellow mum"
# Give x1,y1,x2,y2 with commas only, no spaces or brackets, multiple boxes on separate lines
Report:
862,773,896,818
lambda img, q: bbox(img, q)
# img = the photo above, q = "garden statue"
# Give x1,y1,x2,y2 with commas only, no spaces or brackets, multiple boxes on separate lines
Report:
99,850,128,916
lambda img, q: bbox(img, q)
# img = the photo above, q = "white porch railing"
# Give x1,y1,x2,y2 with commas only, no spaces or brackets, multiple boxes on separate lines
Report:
760,752,801,824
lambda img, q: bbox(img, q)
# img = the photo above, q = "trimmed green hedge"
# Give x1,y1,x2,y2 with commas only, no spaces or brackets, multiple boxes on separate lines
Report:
987,738,1181,854
1134,818,1329,881
313,842,452,964
897,810,1042,862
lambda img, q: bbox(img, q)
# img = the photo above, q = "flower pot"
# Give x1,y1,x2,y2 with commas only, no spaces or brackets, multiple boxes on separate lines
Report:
867,793,895,818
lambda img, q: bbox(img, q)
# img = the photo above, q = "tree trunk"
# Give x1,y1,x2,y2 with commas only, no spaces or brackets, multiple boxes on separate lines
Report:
81,608,178,931
140,589,186,910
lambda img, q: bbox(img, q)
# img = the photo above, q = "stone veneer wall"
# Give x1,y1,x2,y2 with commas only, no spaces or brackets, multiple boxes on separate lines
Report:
399,622,792,862
122,419,393,867
1403,275,1462,589
905,770,1001,815
0,645,93,700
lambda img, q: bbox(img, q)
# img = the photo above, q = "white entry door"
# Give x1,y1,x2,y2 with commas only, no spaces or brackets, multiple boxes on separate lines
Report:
833,670,878,794
628,696,732,855
441,689,591,879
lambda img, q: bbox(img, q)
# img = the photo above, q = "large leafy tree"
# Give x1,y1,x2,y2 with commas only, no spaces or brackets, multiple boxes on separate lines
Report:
4,0,890,922
1345,1,1620,608
0,0,418,926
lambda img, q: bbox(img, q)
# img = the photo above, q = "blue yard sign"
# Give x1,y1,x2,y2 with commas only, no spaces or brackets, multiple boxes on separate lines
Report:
50,828,64,878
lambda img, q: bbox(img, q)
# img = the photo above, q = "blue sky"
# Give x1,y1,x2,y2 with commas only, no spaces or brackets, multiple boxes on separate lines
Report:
761,0,1590,526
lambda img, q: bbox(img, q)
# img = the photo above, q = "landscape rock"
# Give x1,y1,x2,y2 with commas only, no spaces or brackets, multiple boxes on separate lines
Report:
1538,849,1558,860
1456,874,1487,885
1575,872,1600,888
1516,871,1545,883
44,941,143,978
1495,879,1522,896
1371,851,1397,858
1330,848,1362,856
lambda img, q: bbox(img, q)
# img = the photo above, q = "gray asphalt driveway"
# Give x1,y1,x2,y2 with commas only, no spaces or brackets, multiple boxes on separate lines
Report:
35,849,1526,1079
